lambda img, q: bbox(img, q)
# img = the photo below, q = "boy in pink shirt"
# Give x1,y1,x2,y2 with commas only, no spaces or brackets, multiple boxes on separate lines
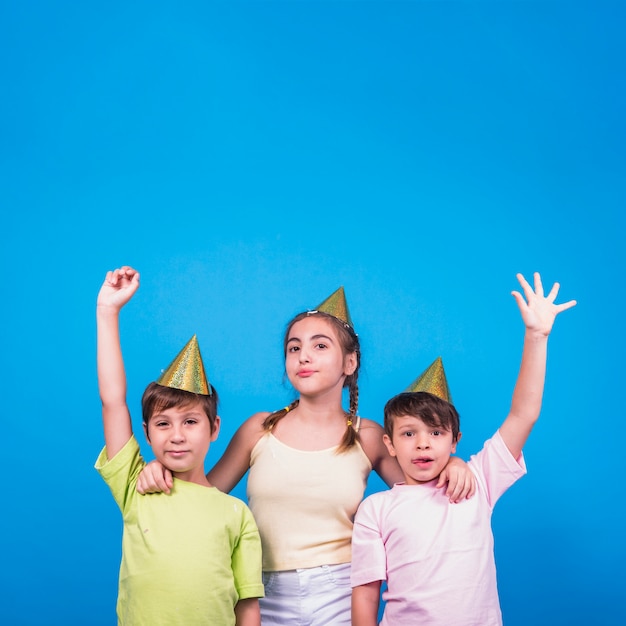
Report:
350,272,576,626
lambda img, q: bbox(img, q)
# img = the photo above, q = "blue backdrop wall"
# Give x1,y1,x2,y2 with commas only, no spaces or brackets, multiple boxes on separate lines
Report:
2,1,624,624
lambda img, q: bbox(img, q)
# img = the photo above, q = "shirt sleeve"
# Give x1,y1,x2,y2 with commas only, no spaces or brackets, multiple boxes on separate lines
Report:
94,435,145,514
350,495,387,588
470,430,528,509
231,503,265,600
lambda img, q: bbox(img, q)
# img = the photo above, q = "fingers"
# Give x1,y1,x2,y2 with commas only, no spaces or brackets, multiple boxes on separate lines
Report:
546,281,560,302
104,267,140,289
544,278,576,313
510,290,527,312
445,471,476,503
516,273,576,312
515,273,533,301
435,473,446,490
465,474,477,500
516,271,545,301
445,481,463,504
438,465,477,503
556,299,577,313
136,461,173,495
533,271,544,297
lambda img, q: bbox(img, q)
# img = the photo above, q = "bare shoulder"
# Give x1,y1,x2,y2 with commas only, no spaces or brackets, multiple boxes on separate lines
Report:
358,417,384,437
208,411,272,492
357,418,386,460
232,411,270,449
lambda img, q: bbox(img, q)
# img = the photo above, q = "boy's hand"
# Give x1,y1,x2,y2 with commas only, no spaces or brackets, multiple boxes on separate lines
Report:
137,460,174,495
512,272,577,337
97,266,140,312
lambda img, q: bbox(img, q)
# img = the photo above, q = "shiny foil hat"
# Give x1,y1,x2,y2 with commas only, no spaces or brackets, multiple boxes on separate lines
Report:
315,286,353,327
156,335,212,396
405,356,451,403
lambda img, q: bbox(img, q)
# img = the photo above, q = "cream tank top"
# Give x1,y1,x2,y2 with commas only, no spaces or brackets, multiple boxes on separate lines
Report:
247,424,372,572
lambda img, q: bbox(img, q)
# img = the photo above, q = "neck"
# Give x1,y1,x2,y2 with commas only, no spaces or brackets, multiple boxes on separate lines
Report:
295,394,347,423
172,468,212,488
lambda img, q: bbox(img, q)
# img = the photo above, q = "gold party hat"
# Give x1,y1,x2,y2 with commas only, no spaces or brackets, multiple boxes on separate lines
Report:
316,286,353,327
405,357,451,403
156,335,212,396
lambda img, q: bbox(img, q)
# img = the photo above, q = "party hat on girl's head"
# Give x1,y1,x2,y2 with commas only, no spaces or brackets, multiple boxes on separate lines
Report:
156,335,212,396
316,286,353,327
405,357,451,403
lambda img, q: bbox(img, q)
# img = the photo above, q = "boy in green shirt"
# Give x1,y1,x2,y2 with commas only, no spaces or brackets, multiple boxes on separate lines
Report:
96,265,263,626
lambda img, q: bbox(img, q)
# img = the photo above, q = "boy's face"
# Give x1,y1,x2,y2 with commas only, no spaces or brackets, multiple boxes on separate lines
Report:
383,415,460,485
144,402,220,486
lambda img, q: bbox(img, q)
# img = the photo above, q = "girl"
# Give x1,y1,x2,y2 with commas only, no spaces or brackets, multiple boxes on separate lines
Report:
137,288,475,625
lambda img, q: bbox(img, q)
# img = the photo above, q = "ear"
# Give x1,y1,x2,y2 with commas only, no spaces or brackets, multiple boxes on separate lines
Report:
451,431,462,454
211,415,221,442
143,422,152,444
344,351,358,376
383,433,397,458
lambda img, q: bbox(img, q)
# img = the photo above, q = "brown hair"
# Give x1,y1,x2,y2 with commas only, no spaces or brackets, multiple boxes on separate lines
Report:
262,311,361,452
142,382,219,431
384,391,460,442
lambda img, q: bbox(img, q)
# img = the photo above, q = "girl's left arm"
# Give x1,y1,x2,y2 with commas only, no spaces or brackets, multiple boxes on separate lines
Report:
358,419,404,487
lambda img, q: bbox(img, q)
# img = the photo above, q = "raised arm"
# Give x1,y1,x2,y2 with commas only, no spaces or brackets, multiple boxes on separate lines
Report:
499,272,576,459
96,266,141,459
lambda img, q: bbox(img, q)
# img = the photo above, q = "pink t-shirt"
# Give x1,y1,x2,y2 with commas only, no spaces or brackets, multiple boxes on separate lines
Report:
350,430,526,626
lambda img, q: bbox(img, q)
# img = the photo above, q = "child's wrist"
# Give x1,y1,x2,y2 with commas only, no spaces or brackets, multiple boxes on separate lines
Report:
96,303,122,316
525,328,550,342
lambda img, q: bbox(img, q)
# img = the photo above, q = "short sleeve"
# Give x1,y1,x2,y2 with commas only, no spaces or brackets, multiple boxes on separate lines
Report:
94,435,145,514
351,496,387,587
231,504,264,600
470,430,528,508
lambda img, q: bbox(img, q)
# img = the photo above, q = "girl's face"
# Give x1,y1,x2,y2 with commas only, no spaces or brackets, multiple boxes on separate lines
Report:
285,315,357,398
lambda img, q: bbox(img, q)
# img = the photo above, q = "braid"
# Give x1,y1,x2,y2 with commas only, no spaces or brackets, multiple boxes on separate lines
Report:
337,377,359,452
262,399,299,432
348,376,359,419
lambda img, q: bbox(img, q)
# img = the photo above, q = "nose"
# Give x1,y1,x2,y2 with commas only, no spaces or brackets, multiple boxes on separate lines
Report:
298,347,311,363
170,425,185,443
415,435,430,450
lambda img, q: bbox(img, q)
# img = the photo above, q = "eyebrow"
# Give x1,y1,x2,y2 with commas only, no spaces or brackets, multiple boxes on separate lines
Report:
287,333,334,344
152,409,204,419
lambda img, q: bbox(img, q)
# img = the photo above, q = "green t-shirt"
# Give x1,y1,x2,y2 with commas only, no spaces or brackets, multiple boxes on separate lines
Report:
96,436,264,625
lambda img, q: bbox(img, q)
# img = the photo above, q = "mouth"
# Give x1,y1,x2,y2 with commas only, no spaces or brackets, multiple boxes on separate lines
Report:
166,450,189,458
297,370,315,378
411,457,434,467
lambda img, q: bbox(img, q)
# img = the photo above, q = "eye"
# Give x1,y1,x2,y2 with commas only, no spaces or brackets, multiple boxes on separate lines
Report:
155,421,169,428
402,431,414,438
288,345,300,353
185,418,199,425
315,342,327,349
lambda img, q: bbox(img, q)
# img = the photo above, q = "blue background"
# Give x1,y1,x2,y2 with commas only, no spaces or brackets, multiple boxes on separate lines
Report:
2,1,624,624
